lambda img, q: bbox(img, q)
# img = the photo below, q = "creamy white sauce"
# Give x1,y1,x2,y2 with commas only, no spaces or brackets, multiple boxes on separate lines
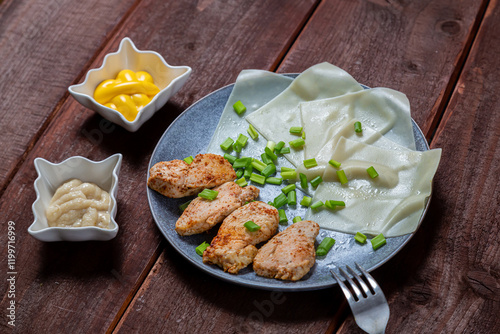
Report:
46,179,111,229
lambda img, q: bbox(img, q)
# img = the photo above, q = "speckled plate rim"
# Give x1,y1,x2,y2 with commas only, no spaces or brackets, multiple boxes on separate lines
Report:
147,74,431,291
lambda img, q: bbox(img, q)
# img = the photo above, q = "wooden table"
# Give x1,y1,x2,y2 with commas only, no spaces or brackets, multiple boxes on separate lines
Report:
1,0,499,333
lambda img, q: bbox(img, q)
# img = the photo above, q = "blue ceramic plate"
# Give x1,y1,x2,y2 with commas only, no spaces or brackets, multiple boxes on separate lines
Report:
147,75,430,291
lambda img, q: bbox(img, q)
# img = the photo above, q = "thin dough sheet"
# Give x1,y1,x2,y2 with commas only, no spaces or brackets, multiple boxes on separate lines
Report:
305,137,441,237
245,62,363,167
206,70,293,161
296,119,412,181
301,87,415,160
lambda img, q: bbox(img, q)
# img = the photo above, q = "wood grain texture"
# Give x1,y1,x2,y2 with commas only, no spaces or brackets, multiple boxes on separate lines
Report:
114,246,339,334
0,0,139,193
277,0,488,140
0,0,321,333
337,0,500,333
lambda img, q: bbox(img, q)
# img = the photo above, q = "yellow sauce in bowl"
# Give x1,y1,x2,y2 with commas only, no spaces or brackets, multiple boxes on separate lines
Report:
94,69,160,121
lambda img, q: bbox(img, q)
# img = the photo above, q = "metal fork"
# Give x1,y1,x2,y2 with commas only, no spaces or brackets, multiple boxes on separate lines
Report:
330,262,390,334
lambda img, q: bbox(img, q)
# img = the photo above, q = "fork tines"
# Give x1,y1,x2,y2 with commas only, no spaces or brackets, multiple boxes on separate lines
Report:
330,262,378,302
331,262,390,334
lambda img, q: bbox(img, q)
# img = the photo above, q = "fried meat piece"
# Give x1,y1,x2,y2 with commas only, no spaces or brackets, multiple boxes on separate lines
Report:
253,220,320,281
175,182,260,236
147,153,236,198
203,201,279,274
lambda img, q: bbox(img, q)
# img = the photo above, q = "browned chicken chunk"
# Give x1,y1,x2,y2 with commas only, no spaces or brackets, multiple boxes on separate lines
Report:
175,182,260,236
147,153,236,198
203,201,279,274
253,220,320,281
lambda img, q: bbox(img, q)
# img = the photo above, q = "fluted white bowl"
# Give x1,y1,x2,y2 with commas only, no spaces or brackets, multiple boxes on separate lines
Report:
69,37,192,132
29,154,122,242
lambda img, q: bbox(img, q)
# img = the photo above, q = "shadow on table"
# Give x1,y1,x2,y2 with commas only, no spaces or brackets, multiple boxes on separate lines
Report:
39,238,123,280
162,239,348,332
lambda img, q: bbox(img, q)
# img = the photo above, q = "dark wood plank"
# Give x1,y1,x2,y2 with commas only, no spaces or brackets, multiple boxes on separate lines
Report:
115,245,343,334
336,1,500,333
0,0,138,193
0,0,321,333
278,0,488,140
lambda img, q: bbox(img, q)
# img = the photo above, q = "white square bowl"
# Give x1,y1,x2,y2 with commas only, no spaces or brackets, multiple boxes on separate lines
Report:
68,37,192,132
29,154,122,242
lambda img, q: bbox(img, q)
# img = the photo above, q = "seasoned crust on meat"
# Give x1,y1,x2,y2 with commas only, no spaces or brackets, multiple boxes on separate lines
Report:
253,220,320,281
147,153,236,198
175,182,260,236
203,201,279,274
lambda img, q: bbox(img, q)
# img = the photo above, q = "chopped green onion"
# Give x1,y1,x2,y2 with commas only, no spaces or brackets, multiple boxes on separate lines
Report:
337,170,348,185
367,166,379,179
310,201,324,210
303,158,318,169
266,177,283,185
250,173,266,185
300,196,312,207
224,153,237,164
244,221,261,232
183,156,194,164
235,168,244,178
243,165,253,178
287,190,297,205
233,100,246,115
354,121,362,133
310,175,323,188
280,167,295,172
273,193,288,208
275,141,285,152
196,241,210,256
179,200,192,211
316,237,335,256
233,157,252,169
289,126,303,135
234,141,242,153
328,159,341,168
198,189,219,201
289,138,305,148
281,171,297,180
251,159,267,172
261,163,276,177
235,177,248,187
278,209,288,225
299,173,308,189
268,201,275,206
220,137,234,151
236,134,248,148
325,200,346,210
247,124,259,140
281,184,296,194
264,142,276,160
261,153,273,165
371,234,386,250
292,216,302,223
302,131,306,139
266,140,276,151
279,147,290,154
265,147,278,161
354,232,367,244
